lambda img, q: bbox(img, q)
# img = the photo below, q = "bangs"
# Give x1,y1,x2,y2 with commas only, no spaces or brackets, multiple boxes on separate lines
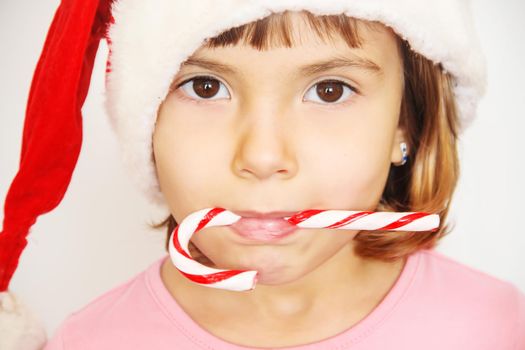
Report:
203,10,369,50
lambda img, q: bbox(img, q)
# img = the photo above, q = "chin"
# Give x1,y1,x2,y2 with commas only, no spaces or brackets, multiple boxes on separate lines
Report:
193,237,314,285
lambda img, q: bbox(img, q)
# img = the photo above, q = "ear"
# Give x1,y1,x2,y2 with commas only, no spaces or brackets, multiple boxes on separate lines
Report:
390,125,408,165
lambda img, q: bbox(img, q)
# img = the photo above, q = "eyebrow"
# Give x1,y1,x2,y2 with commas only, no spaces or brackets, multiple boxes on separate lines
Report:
298,55,383,77
181,57,238,75
180,54,383,78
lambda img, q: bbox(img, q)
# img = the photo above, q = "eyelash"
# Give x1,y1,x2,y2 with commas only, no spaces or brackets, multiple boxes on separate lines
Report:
173,75,360,108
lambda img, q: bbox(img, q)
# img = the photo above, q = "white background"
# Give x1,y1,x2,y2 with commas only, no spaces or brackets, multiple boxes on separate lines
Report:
1,0,524,336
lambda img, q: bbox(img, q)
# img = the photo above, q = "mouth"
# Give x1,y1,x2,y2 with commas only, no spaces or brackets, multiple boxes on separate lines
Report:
229,210,301,242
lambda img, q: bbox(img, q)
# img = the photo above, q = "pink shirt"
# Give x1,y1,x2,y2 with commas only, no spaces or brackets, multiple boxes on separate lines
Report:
44,249,525,349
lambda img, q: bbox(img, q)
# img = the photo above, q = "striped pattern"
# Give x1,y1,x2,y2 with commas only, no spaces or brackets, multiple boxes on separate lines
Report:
169,208,440,292
287,210,439,232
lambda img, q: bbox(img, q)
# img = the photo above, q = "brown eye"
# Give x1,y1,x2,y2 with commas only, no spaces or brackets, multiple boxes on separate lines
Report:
178,76,230,101
193,77,220,98
317,81,344,102
304,79,356,105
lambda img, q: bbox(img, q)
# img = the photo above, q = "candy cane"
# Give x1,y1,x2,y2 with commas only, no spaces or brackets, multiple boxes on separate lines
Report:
168,207,439,292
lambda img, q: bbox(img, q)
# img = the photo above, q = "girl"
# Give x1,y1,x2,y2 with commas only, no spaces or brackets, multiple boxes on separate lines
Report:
0,0,524,349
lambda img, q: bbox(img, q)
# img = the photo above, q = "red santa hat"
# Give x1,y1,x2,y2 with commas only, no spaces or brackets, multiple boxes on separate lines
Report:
0,0,486,348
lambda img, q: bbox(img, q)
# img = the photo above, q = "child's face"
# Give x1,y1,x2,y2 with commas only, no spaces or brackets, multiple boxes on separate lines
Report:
153,15,405,285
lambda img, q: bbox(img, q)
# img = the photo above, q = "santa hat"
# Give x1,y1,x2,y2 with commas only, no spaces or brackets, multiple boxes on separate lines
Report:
0,0,486,348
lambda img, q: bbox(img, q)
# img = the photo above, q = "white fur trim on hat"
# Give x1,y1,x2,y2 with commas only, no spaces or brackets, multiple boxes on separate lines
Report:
104,0,486,207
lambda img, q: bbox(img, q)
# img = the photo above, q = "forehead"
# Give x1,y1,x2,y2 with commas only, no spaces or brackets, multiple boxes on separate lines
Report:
182,12,401,79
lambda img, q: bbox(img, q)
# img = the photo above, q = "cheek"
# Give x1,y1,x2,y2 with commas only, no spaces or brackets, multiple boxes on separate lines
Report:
302,121,394,210
154,100,229,209
153,132,200,210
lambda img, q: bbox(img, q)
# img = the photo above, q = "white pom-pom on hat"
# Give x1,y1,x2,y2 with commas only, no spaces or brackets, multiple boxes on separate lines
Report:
0,291,47,350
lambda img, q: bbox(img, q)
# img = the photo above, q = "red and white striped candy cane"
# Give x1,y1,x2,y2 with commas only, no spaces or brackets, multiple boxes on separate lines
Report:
169,207,439,292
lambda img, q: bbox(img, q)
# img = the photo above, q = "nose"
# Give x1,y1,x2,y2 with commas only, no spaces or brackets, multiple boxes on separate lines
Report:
231,107,298,181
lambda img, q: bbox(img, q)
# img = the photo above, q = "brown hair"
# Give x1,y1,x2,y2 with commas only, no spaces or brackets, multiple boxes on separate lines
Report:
151,10,460,263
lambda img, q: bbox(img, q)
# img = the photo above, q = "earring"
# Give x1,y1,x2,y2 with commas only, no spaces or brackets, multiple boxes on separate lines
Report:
397,142,408,166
